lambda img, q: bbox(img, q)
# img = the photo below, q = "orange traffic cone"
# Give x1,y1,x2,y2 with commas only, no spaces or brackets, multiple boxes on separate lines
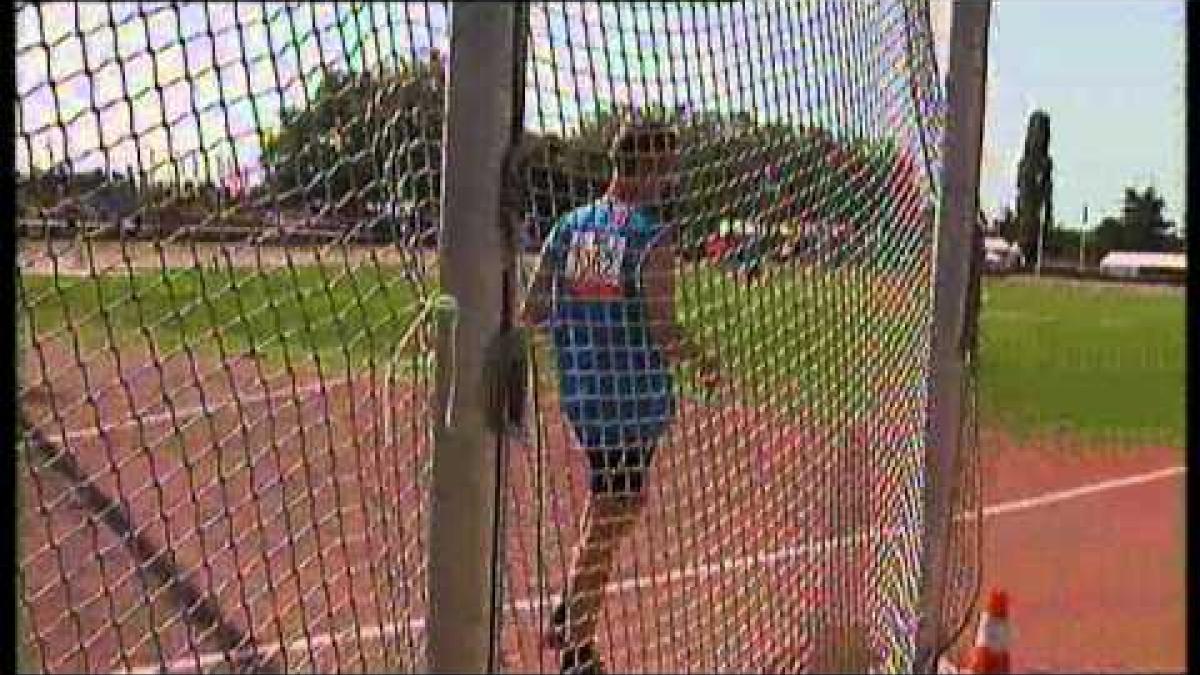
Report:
964,589,1011,673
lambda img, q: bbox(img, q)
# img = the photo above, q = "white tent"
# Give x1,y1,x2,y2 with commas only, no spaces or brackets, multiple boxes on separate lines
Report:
1099,252,1186,278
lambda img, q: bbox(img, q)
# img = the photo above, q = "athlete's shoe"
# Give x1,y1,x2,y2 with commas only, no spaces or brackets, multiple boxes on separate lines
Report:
559,642,601,675
542,601,567,649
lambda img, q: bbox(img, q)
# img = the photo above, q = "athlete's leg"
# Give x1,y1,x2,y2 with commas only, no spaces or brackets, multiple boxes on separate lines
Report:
562,466,645,639
556,447,651,672
553,389,673,672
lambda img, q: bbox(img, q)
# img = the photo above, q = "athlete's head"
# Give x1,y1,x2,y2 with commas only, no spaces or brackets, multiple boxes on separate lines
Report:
609,121,679,203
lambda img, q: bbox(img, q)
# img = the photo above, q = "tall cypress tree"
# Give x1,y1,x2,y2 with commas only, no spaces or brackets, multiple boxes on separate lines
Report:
1014,110,1054,267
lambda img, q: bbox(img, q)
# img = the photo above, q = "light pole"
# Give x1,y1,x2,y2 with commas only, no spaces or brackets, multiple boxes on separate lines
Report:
1078,204,1088,272
216,155,224,212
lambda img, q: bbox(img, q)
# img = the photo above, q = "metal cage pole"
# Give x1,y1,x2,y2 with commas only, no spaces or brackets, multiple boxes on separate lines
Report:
914,1,992,672
427,4,521,672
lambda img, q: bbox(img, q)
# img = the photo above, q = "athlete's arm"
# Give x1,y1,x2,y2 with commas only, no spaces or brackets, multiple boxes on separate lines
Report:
643,226,704,363
642,225,676,346
520,221,562,326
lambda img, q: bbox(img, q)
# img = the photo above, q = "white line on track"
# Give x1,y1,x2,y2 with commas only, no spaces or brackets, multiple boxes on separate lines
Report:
119,464,1185,674
35,378,357,443
36,375,739,444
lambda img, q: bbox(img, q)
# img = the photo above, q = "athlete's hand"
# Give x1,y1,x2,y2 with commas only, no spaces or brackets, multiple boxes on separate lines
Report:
518,298,550,329
693,354,723,392
664,335,722,391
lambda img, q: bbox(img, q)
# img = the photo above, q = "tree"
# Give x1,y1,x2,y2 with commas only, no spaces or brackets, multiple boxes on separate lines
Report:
523,102,921,244
1042,223,1083,262
261,51,446,215
258,53,928,259
1119,186,1179,251
1090,186,1181,256
1014,110,1053,267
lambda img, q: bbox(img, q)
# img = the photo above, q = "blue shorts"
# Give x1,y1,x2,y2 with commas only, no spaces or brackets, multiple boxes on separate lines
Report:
564,395,674,496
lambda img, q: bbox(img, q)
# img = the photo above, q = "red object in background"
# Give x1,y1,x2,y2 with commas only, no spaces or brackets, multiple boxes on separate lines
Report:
224,168,246,198
705,233,738,263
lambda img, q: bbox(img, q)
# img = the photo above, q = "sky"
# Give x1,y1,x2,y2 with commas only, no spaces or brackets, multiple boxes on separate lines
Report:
931,0,1186,229
16,2,1186,230
15,3,450,185
17,2,925,175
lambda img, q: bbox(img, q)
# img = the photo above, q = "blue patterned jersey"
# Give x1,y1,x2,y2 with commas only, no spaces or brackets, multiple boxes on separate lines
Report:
542,199,675,446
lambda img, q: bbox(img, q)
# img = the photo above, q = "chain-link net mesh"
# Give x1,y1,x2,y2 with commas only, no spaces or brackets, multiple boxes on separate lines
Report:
16,3,448,672
16,2,984,673
502,2,978,672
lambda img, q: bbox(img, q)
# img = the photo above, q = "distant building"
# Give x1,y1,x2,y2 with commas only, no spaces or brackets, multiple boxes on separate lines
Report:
1098,252,1186,280
983,237,1023,272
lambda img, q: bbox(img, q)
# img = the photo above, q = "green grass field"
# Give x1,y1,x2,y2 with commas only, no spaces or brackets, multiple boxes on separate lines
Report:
977,276,1184,449
673,264,926,422
19,263,1185,450
20,264,428,373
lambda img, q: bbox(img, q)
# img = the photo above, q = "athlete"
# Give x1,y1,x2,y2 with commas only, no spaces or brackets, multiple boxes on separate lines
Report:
521,121,717,674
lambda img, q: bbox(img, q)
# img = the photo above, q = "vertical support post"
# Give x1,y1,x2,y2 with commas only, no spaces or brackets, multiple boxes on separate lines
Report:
427,3,521,673
1079,204,1089,271
915,1,991,673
